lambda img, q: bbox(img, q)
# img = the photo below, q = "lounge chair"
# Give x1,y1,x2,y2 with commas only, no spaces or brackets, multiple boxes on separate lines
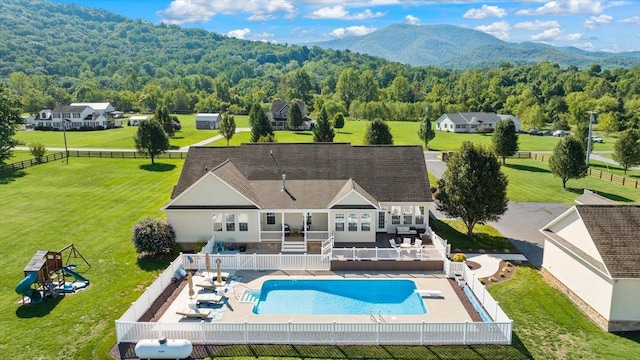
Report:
176,308,211,318
200,271,230,280
196,293,224,305
388,239,399,248
196,281,226,290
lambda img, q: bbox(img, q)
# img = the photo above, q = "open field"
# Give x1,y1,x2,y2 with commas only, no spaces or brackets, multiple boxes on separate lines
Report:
489,267,640,359
14,115,250,149
0,158,183,360
501,158,640,204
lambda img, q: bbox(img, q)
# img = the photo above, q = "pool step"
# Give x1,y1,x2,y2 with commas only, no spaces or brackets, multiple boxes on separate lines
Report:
239,289,258,304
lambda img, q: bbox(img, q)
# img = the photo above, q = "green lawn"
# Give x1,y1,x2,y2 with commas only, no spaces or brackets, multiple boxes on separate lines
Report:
489,267,640,359
502,158,640,204
0,157,184,360
7,150,57,163
589,159,640,179
430,218,514,252
14,114,250,149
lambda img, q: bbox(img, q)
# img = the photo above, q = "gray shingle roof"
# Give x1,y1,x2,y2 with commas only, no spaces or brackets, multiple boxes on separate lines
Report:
172,143,432,207
576,205,640,278
439,112,502,125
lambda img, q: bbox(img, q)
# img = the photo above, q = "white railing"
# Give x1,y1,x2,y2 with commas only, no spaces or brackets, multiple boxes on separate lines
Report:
260,231,282,240
332,247,442,261
445,260,467,278
432,233,451,258
115,321,512,345
321,235,334,255
181,253,331,272
306,231,330,240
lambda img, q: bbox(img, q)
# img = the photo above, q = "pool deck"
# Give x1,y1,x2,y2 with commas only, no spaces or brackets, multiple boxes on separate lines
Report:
159,270,473,324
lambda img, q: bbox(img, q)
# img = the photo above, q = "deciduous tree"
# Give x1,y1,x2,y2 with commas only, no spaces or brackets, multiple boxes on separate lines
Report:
219,113,236,146
154,106,175,138
0,83,22,164
333,112,345,133
29,142,46,163
613,129,640,175
436,142,508,238
549,137,588,188
313,107,334,142
134,119,169,164
492,119,519,164
364,119,393,145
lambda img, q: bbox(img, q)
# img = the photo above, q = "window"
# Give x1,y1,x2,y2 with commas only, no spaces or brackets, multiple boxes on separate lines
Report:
238,213,248,231
361,213,371,231
391,206,401,225
266,212,276,225
335,214,345,231
415,206,425,225
225,213,235,231
53,113,61,118
72,113,80,118
403,206,413,225
348,214,358,231
62,113,70,118
212,213,222,232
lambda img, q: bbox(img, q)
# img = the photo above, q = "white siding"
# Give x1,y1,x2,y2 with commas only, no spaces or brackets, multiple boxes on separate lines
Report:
332,191,375,207
171,174,255,207
611,280,640,321
550,211,604,263
543,239,613,320
168,210,260,243
330,210,376,243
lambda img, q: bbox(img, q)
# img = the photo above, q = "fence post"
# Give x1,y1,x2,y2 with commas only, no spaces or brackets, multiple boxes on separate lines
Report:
201,320,206,343
420,321,425,345
623,177,626,186
463,321,468,345
244,321,248,344
332,321,336,345
288,321,291,344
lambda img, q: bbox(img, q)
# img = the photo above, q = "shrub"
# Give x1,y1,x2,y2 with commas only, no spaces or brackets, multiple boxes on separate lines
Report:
479,278,485,284
29,142,46,163
452,253,467,262
506,261,512,267
489,276,497,282
131,217,176,256
502,267,511,273
194,241,206,253
499,272,506,278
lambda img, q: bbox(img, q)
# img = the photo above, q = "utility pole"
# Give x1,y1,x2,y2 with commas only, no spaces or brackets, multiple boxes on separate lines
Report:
586,111,596,166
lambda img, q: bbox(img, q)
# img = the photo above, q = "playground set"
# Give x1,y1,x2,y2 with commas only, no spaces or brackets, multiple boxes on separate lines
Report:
15,244,91,304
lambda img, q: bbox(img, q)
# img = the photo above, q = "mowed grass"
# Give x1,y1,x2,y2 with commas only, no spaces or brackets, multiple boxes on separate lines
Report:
14,114,250,149
430,218,514,251
489,267,640,359
501,158,640,204
0,157,184,360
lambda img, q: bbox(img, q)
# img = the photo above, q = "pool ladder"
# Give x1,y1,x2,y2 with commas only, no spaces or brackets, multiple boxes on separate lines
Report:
234,284,258,304
370,311,385,323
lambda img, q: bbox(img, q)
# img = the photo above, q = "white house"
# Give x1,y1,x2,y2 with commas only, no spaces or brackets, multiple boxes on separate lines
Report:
37,103,115,129
435,112,521,133
195,113,221,130
70,102,116,115
164,143,432,253
540,205,640,331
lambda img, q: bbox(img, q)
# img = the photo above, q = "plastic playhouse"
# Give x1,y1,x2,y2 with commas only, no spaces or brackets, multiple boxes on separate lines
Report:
15,244,91,304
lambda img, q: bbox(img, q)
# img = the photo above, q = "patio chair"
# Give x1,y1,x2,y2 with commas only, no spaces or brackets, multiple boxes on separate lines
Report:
403,237,412,246
388,239,399,248
196,293,224,305
414,239,422,248
176,308,211,318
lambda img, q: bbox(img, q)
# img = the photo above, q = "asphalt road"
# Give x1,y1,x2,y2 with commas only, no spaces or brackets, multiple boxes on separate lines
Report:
425,151,569,268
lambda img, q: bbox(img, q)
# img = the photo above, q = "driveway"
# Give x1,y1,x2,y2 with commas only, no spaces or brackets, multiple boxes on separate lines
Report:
425,151,569,268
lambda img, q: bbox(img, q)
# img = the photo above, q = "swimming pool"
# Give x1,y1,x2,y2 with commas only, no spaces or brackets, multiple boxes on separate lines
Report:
253,279,427,315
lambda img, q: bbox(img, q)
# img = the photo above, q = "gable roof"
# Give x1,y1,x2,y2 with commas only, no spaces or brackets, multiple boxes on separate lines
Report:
437,112,503,125
575,205,640,278
70,102,114,112
171,143,432,208
575,190,616,205
52,105,91,113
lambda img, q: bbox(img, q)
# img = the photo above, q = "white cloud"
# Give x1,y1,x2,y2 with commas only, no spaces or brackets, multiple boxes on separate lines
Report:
514,20,560,31
566,32,584,40
573,42,595,50
463,5,506,20
306,6,384,20
405,14,420,25
329,25,377,38
531,27,562,41
517,0,604,16
584,14,612,28
158,0,295,25
475,21,511,41
226,28,274,40
619,16,640,24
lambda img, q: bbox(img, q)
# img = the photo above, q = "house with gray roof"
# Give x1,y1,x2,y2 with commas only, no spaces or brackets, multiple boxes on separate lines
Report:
435,112,521,133
37,102,116,129
268,100,313,130
164,143,432,253
540,205,640,331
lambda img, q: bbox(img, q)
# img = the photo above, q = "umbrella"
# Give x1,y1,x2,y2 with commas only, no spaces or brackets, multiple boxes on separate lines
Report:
187,272,195,298
205,252,211,279
216,259,222,285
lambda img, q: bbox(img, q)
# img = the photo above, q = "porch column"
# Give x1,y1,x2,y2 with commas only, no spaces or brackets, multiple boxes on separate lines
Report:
281,212,285,238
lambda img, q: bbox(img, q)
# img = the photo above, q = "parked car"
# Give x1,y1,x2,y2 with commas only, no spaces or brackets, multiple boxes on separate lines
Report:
553,130,570,137
541,130,553,136
592,136,604,143
528,129,543,136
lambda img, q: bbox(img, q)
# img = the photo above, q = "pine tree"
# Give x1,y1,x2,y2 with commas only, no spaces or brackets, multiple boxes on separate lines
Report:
219,113,236,146
333,112,345,133
492,119,519,164
287,101,304,131
417,110,435,149
364,119,393,145
250,104,274,142
549,137,588,188
313,107,334,142
436,142,508,238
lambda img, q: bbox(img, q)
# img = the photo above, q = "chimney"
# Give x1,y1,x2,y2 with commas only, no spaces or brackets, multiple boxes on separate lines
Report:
281,174,286,192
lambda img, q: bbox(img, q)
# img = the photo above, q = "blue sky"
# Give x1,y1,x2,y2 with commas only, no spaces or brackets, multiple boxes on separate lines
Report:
53,1,640,52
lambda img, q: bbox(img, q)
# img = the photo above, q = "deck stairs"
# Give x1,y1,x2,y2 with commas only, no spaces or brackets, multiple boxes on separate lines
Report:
281,239,306,253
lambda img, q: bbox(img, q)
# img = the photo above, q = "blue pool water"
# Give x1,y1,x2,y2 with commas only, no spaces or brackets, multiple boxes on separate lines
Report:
253,279,427,315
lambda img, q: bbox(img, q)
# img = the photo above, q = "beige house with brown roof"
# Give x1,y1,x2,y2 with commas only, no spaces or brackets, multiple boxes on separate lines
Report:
164,143,432,253
540,205,640,331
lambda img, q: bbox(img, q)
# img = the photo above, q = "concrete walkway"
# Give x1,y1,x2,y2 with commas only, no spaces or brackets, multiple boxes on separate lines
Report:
179,127,251,150
467,253,528,278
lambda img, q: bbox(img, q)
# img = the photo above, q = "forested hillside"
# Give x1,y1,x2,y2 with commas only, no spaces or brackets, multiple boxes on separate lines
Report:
1,0,640,134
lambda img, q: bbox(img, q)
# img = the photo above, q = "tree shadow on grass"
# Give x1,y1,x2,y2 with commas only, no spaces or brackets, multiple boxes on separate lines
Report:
0,170,26,184
431,218,513,251
337,131,353,135
169,145,181,150
15,295,63,318
504,163,550,173
139,163,176,172
136,255,173,272
614,331,640,344
293,131,313,136
565,188,633,202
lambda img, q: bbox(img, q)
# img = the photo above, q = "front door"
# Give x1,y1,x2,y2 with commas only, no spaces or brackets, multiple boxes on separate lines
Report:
377,211,386,232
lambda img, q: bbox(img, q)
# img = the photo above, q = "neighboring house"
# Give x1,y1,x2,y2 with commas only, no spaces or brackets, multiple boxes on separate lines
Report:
575,189,616,205
31,109,52,125
268,100,312,130
128,116,150,126
540,205,640,331
37,103,115,129
435,112,521,133
164,143,432,253
195,113,221,130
